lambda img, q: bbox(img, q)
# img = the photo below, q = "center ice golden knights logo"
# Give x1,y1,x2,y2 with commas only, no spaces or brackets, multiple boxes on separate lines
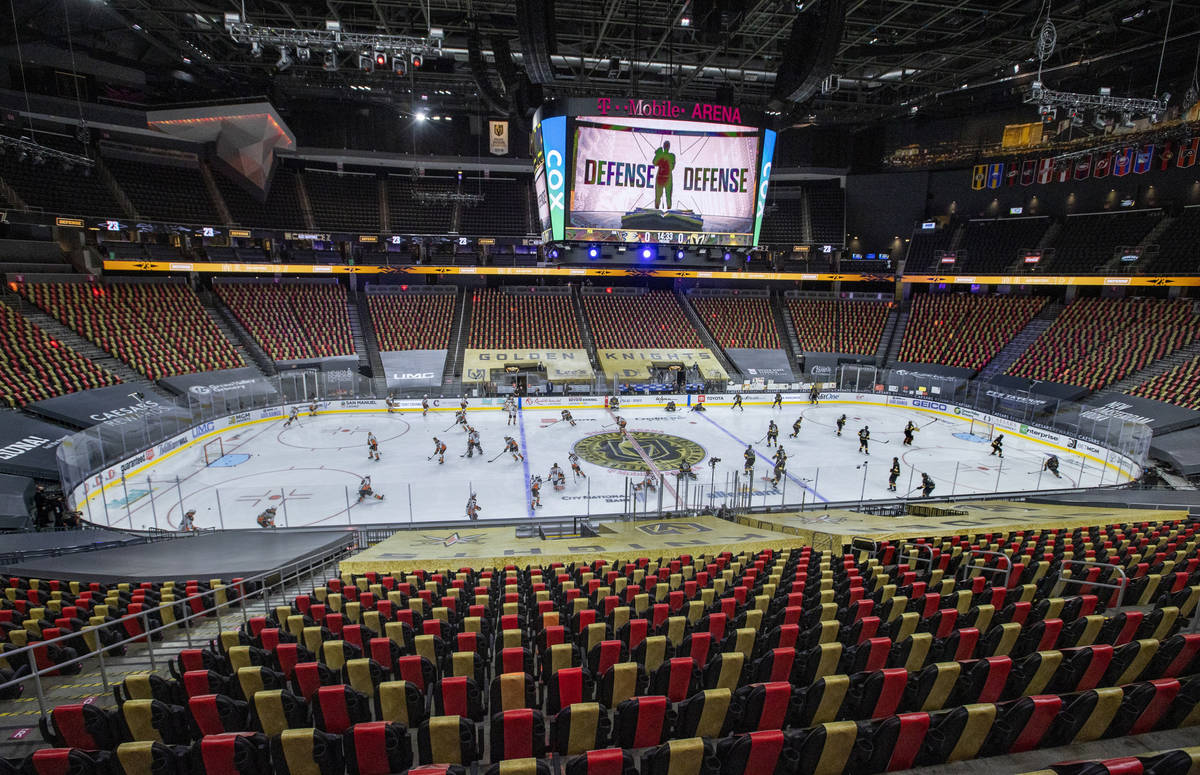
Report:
573,431,706,473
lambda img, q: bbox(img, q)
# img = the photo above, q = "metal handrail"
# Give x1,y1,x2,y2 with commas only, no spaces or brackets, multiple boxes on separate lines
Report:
957,549,1013,589
1055,559,1129,601
898,542,935,573
0,538,355,717
850,539,881,560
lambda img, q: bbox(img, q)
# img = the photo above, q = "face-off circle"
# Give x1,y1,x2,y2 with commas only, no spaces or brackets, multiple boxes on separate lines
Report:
573,431,706,473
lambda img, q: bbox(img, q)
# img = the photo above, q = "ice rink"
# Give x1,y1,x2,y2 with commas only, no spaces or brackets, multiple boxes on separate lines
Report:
82,396,1135,531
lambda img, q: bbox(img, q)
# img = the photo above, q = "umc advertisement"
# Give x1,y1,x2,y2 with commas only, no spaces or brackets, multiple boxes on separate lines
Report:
568,116,760,245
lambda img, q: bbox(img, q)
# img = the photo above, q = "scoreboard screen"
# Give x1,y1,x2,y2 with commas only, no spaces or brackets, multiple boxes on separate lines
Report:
533,98,775,247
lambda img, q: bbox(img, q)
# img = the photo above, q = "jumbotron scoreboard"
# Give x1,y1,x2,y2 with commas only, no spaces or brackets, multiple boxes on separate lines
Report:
532,98,777,248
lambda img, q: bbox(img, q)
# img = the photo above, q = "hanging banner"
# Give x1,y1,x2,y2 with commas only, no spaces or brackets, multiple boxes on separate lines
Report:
1114,147,1135,177
1133,144,1155,174
489,120,509,156
381,350,447,389
970,165,987,190
1093,151,1112,178
1073,154,1092,180
986,162,1004,189
1157,141,1174,171
1036,158,1054,184
1020,159,1036,186
1005,161,1020,186
1177,138,1198,168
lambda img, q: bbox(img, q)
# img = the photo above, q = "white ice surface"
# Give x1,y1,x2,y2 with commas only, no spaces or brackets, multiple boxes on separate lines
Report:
86,401,1129,530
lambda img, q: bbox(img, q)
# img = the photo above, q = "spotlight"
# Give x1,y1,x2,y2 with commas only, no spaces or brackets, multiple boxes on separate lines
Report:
588,245,600,259
414,110,427,122
641,247,653,260
323,51,338,71
374,51,388,69
411,53,423,68
250,41,261,58
1120,112,1135,128
296,47,311,62
548,248,559,260
723,251,732,262
392,55,407,76
359,52,375,72
1091,114,1109,131
275,47,293,72
675,249,685,260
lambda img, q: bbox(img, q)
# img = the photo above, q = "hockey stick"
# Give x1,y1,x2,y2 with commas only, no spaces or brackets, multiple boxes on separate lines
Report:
920,419,939,428
487,450,508,463
442,420,458,432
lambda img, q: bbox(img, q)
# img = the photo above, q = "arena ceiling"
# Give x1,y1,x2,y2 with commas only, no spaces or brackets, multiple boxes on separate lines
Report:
5,0,1200,126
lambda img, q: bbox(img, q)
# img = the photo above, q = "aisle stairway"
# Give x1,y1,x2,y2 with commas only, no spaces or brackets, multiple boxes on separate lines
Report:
569,288,601,375
346,296,371,378
675,289,738,379
883,308,909,366
354,291,386,391
198,291,275,377
977,302,1064,381
4,288,142,384
443,289,470,385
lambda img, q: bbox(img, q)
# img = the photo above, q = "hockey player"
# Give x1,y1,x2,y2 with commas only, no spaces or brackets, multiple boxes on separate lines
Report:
990,434,1005,458
664,400,677,412
836,414,847,436
308,400,319,417
466,493,481,521
504,436,525,462
284,407,300,428
691,402,707,412
367,432,380,461
809,384,820,405
744,445,756,475
858,426,870,454
568,451,586,479
770,456,786,487
921,472,935,498
1044,454,1061,478
550,464,566,491
357,476,384,503
766,420,779,447
466,427,483,458
773,446,788,466
505,397,518,426
386,395,399,414
772,392,783,410
616,415,628,436
633,471,657,494
561,409,577,426
256,506,277,528
422,396,430,417
903,421,917,446
789,417,803,438
677,461,697,480
529,476,543,509
609,395,621,412
180,509,198,532
732,393,744,411
460,395,469,412
455,409,469,431
888,458,901,492
429,437,447,464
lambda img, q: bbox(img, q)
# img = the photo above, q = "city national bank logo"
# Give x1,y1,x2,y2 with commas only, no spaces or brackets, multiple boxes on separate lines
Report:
416,532,485,548
574,431,705,473
636,521,712,536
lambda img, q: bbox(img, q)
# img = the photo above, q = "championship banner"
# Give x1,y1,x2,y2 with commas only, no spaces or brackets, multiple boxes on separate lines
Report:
489,120,509,156
381,350,447,389
986,163,1004,189
1020,159,1036,186
970,164,986,190
1093,151,1112,178
597,348,728,382
1114,147,1134,176
1177,138,1198,168
1073,154,1091,180
1055,161,1071,183
1133,144,1154,174
1157,141,1173,171
724,349,795,382
462,349,593,383
1036,158,1054,184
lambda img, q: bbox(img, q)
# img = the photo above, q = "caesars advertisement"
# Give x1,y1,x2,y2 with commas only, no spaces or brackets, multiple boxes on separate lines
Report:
568,115,762,245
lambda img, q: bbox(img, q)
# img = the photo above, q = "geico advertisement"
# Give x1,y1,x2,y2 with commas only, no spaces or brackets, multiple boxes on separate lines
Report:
570,116,759,234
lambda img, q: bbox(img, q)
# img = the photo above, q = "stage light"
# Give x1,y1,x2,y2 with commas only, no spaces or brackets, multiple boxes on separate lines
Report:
296,47,311,62
675,249,685,260
723,251,732,261
588,245,599,259
548,248,559,260
323,51,338,71
359,53,375,72
275,47,293,71
250,41,261,58
374,51,388,69
641,247,653,260
411,53,423,68
414,110,427,121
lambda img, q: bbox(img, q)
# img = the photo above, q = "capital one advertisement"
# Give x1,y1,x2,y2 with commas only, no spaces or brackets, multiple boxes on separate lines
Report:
568,116,761,245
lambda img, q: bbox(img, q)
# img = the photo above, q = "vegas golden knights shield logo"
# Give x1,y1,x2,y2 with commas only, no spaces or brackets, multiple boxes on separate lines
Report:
573,431,706,473
489,120,509,155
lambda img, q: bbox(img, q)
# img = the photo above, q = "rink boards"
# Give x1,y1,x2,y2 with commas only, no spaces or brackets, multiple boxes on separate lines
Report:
69,390,1142,516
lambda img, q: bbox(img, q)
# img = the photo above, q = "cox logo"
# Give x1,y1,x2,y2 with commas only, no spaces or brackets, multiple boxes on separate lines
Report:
912,399,947,411
191,421,215,439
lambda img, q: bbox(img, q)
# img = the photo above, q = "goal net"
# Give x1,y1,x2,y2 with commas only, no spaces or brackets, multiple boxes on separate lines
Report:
202,437,225,466
968,418,995,441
